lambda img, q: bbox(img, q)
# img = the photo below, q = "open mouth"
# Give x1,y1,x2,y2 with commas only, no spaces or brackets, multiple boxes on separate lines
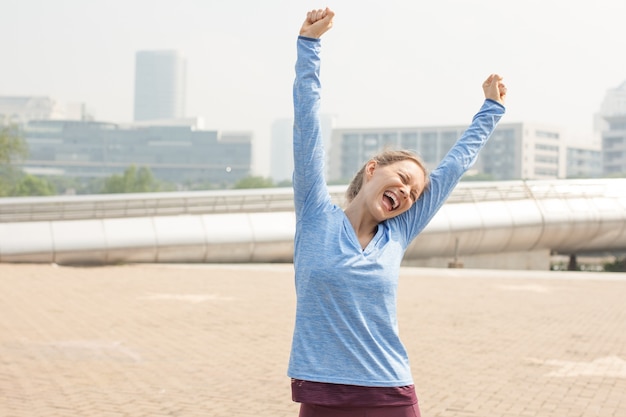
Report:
383,191,399,211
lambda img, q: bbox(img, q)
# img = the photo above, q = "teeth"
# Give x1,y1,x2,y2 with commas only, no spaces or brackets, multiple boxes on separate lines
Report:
384,191,398,210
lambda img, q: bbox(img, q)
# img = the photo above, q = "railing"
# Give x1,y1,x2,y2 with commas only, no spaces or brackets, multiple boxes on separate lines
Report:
0,188,298,223
1,178,625,265
1,178,624,223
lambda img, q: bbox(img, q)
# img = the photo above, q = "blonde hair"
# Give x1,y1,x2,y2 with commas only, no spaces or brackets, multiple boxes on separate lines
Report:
345,149,429,202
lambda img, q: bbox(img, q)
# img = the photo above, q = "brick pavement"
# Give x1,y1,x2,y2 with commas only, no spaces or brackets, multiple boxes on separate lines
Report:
0,263,625,417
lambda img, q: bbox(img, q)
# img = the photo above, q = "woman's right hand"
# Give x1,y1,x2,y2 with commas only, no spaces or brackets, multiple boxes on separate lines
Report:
299,8,335,38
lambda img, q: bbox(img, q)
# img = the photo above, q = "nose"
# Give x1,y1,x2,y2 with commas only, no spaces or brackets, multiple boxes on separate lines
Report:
399,187,409,200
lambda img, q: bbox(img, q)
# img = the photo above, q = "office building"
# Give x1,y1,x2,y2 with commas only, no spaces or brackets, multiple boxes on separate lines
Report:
329,122,567,182
600,81,626,176
134,50,187,121
21,120,251,186
566,145,602,178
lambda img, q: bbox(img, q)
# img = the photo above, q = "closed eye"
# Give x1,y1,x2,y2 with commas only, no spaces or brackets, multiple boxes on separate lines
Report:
398,172,418,201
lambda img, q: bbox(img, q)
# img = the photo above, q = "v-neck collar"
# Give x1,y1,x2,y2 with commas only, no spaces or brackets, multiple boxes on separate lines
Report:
342,213,383,254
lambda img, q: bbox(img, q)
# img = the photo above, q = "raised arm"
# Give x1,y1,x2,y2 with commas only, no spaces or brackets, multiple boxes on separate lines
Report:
292,9,335,218
400,75,507,241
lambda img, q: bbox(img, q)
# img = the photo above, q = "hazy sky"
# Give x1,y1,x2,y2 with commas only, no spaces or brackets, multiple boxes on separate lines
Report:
4,0,626,175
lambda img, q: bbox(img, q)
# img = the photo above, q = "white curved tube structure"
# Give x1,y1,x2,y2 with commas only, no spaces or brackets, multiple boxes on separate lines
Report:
1,179,625,264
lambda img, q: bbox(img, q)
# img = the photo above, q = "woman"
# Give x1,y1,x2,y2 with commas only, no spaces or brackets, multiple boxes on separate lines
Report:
289,8,506,417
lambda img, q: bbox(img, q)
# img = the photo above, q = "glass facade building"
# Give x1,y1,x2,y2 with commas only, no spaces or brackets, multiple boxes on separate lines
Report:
134,50,187,121
21,120,251,185
600,81,626,176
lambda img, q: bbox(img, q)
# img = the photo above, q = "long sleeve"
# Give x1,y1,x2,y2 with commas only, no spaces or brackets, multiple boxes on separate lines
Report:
399,99,506,241
292,36,332,221
288,37,508,389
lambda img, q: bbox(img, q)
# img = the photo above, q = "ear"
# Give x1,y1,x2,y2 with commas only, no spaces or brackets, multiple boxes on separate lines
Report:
364,160,377,180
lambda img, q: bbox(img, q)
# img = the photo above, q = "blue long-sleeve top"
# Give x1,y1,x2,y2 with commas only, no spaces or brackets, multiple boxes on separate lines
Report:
288,36,505,387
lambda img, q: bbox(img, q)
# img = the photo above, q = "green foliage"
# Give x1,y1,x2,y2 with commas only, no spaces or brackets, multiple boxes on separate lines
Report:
0,125,29,196
38,175,106,196
0,170,17,197
603,256,626,272
232,175,275,189
275,179,293,188
10,174,56,196
0,125,28,165
101,165,162,194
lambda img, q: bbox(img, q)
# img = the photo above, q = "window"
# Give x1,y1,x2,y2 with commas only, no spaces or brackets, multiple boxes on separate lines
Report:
535,144,559,152
381,133,398,147
401,132,417,150
535,130,560,139
535,155,558,164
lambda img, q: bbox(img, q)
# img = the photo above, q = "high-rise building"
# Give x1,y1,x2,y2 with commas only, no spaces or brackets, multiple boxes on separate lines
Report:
134,50,186,122
600,81,626,176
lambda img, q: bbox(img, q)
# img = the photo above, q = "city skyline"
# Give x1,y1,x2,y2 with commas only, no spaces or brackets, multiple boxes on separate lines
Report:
3,1,626,176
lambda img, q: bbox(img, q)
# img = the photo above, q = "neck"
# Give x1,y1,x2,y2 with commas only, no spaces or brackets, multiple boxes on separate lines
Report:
344,201,379,249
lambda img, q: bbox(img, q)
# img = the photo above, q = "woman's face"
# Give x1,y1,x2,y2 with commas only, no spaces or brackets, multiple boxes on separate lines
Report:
361,158,426,220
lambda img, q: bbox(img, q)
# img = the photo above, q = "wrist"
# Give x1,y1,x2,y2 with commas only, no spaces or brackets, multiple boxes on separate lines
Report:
298,35,321,42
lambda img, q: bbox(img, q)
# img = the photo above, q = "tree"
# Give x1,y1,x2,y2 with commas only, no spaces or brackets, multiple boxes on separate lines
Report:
45,175,89,195
0,125,29,196
232,175,275,189
604,256,626,272
0,124,27,165
10,174,55,196
101,165,162,194
0,170,15,197
275,179,293,188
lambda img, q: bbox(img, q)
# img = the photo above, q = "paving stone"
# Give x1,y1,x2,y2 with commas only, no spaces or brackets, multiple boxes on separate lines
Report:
0,263,625,417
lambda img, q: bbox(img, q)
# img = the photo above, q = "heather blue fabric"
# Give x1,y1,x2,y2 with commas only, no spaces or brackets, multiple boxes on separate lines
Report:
288,36,505,387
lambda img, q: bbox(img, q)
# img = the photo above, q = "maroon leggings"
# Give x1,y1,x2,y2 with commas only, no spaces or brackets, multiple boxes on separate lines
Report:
298,403,421,417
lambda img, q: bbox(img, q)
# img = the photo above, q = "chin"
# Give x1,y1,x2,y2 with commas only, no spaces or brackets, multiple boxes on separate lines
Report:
387,207,408,219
